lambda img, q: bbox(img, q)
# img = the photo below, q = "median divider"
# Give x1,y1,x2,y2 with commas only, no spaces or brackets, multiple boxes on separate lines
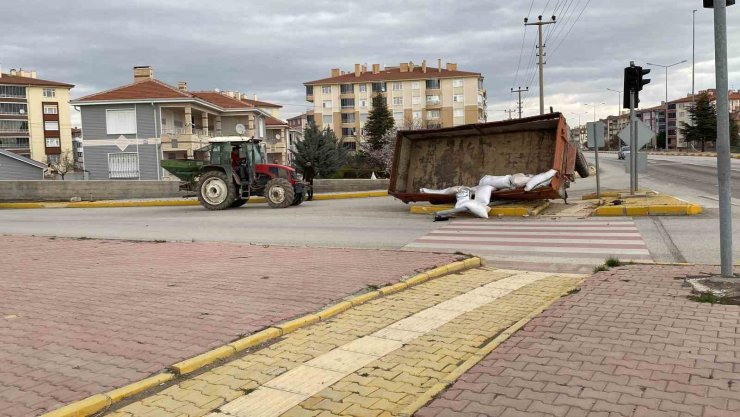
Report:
38,256,481,417
586,190,703,217
0,190,389,210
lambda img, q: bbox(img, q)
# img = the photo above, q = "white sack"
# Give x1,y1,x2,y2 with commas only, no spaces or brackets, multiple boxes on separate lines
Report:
510,173,532,188
473,185,495,205
420,186,466,195
459,200,490,218
479,175,512,189
524,169,558,192
454,189,472,208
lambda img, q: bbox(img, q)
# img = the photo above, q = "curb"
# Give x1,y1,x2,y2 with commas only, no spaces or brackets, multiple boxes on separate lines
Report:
409,201,550,217
397,279,584,417
592,202,703,216
39,256,481,417
0,191,388,210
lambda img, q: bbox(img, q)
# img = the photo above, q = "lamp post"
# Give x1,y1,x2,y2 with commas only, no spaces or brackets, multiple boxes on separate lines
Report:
584,102,606,197
606,88,623,150
647,60,688,150
692,9,697,111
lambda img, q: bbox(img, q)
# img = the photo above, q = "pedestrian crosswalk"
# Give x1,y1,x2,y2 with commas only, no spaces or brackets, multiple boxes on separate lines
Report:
403,219,653,273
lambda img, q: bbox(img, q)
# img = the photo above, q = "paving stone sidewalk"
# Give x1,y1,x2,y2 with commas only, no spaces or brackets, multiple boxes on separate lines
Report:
0,235,460,417
418,264,740,417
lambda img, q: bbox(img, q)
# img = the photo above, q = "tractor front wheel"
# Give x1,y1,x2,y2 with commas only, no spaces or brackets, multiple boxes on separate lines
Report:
265,178,295,208
197,170,236,210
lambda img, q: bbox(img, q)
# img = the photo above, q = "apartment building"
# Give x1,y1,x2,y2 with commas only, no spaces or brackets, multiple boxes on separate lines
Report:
304,60,487,147
71,66,280,180
0,66,74,164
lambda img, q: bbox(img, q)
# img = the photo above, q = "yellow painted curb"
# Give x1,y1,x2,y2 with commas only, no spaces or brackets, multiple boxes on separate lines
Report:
0,202,46,209
687,204,703,215
529,201,551,216
41,394,111,417
274,314,321,335
227,328,282,353
169,345,237,375
648,205,689,216
625,206,650,216
593,206,625,216
409,201,549,217
397,280,584,417
105,374,175,403
39,256,481,417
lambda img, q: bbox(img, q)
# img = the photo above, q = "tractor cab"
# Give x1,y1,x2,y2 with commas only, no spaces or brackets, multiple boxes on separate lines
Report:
195,136,306,210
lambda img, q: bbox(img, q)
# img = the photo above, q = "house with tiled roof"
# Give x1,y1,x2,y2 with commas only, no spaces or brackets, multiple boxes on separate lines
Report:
0,66,75,167
70,66,286,179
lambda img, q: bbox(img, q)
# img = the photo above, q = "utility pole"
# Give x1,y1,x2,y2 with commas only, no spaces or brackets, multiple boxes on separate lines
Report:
708,0,734,278
692,9,697,112
498,109,515,120
647,60,687,150
511,86,529,119
525,15,556,115
584,102,605,197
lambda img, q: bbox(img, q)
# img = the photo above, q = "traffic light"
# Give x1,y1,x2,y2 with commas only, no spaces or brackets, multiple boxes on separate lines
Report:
623,65,651,109
703,0,735,8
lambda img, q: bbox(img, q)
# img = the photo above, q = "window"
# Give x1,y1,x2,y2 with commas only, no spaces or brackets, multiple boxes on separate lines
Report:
43,104,58,114
0,137,29,148
341,127,356,137
427,110,440,119
454,109,465,117
359,99,368,108
340,98,355,108
0,103,27,115
0,85,26,98
106,109,136,134
108,153,140,179
0,120,28,132
453,94,464,103
372,82,386,93
411,81,420,90
45,137,60,147
342,141,357,151
321,86,331,94
393,97,403,106
426,95,440,105
426,79,440,89
43,88,56,98
44,121,59,131
360,113,368,125
322,100,332,109
393,111,403,122
392,82,403,91
412,96,421,106
359,84,367,93
340,84,353,94
452,79,464,88
322,114,333,127
341,113,355,123
305,85,314,95
412,111,421,120
47,154,60,165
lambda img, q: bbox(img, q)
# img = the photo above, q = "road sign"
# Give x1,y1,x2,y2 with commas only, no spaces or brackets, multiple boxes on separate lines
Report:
623,152,647,173
618,120,654,150
586,121,605,147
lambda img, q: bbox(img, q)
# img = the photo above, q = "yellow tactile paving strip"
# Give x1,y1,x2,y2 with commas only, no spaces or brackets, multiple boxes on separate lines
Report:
105,269,583,417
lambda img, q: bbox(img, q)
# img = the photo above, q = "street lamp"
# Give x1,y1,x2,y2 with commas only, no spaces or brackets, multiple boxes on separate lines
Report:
646,60,688,150
692,9,698,112
606,88,623,150
584,102,606,198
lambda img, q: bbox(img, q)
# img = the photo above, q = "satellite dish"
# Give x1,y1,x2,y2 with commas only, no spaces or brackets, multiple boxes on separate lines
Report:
275,133,281,140
235,123,246,135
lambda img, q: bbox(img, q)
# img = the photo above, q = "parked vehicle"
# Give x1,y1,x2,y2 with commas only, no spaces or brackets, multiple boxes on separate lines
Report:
388,113,583,204
618,146,630,160
161,136,306,210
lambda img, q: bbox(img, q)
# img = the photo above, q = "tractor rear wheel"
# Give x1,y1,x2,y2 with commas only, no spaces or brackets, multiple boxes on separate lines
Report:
265,178,295,208
197,170,236,210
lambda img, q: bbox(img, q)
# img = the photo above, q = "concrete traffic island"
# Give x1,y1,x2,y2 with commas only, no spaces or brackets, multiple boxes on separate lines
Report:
409,200,551,218
584,190,704,216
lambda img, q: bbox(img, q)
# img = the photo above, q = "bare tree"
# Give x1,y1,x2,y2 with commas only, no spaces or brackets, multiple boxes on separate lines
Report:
47,151,76,180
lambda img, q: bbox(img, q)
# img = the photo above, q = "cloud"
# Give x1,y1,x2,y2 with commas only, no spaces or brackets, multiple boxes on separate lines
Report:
2,0,738,123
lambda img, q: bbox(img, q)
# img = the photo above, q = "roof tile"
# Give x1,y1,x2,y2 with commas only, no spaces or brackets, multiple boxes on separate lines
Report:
0,73,73,88
304,66,480,85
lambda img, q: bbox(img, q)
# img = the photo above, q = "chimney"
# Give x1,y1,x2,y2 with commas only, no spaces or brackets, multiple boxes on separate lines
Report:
409,61,415,72
253,94,258,101
10,69,17,76
226,91,235,98
354,64,361,77
133,66,153,83
177,81,188,92
372,64,380,74
421,60,427,73
400,63,409,73
30,71,37,79
446,62,457,71
361,64,367,74
331,68,340,77
438,58,442,72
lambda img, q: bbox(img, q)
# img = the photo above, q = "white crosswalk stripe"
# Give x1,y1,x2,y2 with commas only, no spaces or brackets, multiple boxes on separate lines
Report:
404,219,653,273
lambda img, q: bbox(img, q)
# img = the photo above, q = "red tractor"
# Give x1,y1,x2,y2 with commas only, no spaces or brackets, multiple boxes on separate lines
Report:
163,137,306,210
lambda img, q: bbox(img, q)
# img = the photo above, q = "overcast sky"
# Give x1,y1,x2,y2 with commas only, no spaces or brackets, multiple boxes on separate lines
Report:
2,0,737,126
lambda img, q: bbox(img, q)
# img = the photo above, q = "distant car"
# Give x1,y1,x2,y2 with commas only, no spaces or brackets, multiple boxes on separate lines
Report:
618,146,630,160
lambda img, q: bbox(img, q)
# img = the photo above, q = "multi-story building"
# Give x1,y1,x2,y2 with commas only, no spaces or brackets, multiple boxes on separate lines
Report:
304,60,487,147
604,113,630,149
0,67,74,164
71,66,281,180
286,113,310,164
71,127,83,169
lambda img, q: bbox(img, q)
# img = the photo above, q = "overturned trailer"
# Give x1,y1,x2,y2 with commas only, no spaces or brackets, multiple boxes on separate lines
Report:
388,113,582,204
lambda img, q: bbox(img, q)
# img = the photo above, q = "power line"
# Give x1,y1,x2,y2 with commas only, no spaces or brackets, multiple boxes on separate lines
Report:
551,0,592,55
545,0,578,45
540,0,552,16
512,26,530,87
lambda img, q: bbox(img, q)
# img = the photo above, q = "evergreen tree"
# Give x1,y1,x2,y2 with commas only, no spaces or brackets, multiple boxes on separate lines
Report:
680,93,717,152
291,123,347,177
363,93,395,150
731,115,739,147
